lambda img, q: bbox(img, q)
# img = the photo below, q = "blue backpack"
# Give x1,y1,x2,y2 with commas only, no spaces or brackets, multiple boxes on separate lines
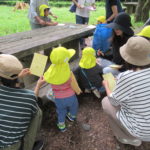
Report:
92,24,112,53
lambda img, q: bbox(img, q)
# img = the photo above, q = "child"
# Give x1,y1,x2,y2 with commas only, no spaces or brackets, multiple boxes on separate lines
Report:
92,16,112,58
137,25,150,40
44,47,80,132
74,47,103,98
39,4,58,27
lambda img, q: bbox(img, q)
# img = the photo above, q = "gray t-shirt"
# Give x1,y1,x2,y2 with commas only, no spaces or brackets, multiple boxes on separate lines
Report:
76,0,95,18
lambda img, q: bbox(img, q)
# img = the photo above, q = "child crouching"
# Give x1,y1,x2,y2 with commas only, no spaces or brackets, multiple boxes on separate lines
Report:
44,47,80,132
74,47,103,98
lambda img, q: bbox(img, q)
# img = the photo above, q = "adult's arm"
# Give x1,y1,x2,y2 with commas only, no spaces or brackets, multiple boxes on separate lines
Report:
29,0,45,25
106,5,118,23
72,0,82,8
106,0,118,23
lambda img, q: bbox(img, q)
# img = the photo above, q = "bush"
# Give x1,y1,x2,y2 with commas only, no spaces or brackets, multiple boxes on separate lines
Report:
0,0,104,7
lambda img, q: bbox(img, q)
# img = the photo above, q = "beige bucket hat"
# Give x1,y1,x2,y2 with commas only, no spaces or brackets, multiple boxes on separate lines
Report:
120,36,150,66
0,54,23,80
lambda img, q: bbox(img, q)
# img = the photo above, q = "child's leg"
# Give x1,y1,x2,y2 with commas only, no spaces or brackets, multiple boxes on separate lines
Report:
55,98,67,124
67,95,79,119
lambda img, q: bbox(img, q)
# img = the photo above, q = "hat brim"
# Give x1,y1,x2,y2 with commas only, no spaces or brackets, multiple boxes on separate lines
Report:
120,44,150,66
68,49,76,58
106,23,134,35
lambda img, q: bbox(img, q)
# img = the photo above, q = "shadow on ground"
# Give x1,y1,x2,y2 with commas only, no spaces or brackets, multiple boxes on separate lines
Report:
38,94,150,150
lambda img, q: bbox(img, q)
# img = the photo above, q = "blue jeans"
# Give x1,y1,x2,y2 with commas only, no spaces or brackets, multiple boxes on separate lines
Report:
76,15,89,24
76,15,89,47
55,95,78,123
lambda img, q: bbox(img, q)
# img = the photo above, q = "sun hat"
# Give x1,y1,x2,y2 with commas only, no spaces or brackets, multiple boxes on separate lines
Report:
96,16,106,23
79,47,96,69
44,47,75,85
0,54,23,80
39,4,50,17
106,12,134,35
137,25,150,38
120,36,150,66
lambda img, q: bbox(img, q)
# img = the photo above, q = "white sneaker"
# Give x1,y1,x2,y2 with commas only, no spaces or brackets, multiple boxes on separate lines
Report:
117,137,142,146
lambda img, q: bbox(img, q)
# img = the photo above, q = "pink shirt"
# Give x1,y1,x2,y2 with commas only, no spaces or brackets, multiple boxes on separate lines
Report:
51,78,75,99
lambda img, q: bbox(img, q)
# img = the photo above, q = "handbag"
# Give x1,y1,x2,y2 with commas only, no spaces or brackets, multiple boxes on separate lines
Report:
69,2,77,13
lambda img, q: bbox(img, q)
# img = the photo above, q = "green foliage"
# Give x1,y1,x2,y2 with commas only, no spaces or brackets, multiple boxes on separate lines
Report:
0,5,143,37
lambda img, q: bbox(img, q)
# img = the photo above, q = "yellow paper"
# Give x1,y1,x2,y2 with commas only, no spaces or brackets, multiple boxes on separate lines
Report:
103,73,116,92
30,53,48,77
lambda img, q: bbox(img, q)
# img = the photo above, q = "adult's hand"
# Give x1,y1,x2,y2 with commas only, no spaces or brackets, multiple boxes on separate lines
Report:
18,68,30,78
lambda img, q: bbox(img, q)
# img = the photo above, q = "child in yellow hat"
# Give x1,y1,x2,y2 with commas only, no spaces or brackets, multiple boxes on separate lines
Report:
137,25,150,41
74,47,103,98
39,4,58,27
92,16,112,59
44,47,81,132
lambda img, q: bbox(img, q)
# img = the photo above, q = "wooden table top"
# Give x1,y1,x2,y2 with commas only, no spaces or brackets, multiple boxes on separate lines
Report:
0,24,95,58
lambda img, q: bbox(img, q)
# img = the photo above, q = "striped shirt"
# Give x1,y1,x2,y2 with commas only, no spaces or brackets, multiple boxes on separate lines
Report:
51,78,75,98
0,85,37,148
109,68,150,140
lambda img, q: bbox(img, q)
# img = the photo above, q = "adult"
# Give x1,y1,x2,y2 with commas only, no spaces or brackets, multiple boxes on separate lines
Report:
72,0,95,48
72,0,95,25
0,54,45,150
97,12,134,75
102,36,150,146
28,0,57,29
105,0,123,23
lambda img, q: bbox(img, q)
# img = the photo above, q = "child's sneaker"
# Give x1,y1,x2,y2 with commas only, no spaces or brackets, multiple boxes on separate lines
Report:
57,123,66,132
92,88,101,98
66,113,76,122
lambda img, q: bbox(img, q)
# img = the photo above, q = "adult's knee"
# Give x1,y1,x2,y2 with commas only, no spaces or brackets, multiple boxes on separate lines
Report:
102,96,109,113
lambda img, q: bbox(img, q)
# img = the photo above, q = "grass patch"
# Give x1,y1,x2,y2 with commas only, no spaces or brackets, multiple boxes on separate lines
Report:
0,5,144,37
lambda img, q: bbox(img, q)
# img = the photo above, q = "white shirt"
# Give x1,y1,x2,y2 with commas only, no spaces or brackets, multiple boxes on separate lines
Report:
28,0,48,24
76,0,95,18
109,68,150,141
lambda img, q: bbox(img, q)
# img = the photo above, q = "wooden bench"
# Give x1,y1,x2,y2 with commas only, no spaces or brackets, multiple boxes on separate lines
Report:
0,23,95,99
123,2,138,14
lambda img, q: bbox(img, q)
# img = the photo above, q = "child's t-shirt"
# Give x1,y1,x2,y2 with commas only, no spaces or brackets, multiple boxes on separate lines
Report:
51,78,75,99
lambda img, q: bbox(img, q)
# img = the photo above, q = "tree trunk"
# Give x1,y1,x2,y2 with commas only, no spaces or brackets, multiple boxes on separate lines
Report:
135,0,145,22
141,0,150,22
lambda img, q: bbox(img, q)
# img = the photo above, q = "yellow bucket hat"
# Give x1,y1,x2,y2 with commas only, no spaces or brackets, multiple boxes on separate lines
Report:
39,4,50,17
96,16,106,23
44,47,75,85
79,47,96,69
137,25,150,38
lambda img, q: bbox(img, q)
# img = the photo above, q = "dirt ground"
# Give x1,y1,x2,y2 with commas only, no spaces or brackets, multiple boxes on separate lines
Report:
38,94,150,150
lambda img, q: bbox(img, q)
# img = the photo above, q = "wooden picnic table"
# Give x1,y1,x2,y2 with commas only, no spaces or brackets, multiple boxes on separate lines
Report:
0,23,95,89
0,23,95,59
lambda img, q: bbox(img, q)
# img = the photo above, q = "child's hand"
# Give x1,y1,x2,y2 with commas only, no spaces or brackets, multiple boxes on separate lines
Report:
53,22,58,26
18,68,31,78
53,15,58,19
97,50,104,56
